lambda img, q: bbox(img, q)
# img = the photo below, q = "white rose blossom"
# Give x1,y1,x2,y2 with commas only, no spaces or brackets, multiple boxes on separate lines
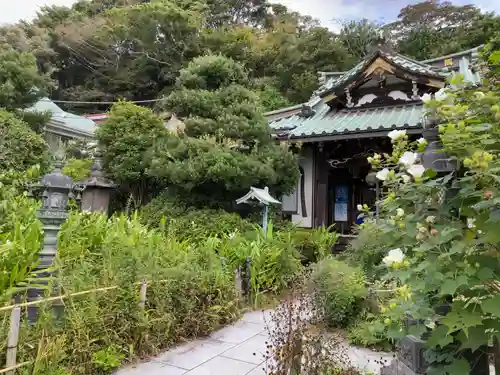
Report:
399,151,418,168
401,174,411,183
407,164,425,178
434,88,448,101
474,91,485,99
383,248,404,267
387,129,407,141
417,137,426,144
426,216,436,224
396,208,405,218
357,204,363,211
467,218,476,229
376,168,390,181
421,93,432,103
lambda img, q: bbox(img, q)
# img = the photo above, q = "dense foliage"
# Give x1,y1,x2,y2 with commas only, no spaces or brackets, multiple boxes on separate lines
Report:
0,109,50,173
0,167,44,304
1,0,498,108
97,101,168,205
311,258,367,328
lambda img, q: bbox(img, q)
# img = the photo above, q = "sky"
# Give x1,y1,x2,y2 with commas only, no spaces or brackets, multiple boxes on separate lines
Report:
1,0,500,28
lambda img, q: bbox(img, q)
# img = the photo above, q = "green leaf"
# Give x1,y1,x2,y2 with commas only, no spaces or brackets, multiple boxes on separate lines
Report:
457,326,489,352
443,359,470,375
440,277,465,296
439,310,483,337
481,294,500,317
426,325,454,349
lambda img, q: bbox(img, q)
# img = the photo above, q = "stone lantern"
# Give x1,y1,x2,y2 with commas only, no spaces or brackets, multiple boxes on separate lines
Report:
28,154,85,322
79,148,115,215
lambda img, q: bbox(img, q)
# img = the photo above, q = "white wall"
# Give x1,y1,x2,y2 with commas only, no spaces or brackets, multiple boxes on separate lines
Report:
291,147,314,228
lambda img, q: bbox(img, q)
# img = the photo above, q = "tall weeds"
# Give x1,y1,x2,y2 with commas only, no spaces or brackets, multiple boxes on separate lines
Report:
0,211,239,374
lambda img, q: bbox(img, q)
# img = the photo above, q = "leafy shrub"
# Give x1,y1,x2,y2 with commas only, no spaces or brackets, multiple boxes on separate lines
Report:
92,345,125,373
62,158,92,181
311,258,367,328
347,315,392,351
292,226,338,263
141,191,255,241
0,109,50,173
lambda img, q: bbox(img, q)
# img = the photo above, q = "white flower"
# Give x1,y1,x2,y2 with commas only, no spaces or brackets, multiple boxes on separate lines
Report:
357,204,363,211
467,218,476,229
376,168,390,181
434,88,448,101
399,151,418,168
421,93,432,103
426,216,436,224
474,91,485,99
407,164,425,178
387,129,407,141
396,208,405,218
417,137,426,144
383,248,404,267
401,174,411,183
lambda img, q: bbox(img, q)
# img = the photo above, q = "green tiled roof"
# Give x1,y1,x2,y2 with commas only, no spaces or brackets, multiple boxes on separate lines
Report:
27,98,96,136
269,114,305,131
288,104,425,139
318,50,446,97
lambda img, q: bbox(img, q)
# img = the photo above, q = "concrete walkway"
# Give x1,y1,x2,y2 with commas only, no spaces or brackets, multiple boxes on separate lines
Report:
114,309,393,375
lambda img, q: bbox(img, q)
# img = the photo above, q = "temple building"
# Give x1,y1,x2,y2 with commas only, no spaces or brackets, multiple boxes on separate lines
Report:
269,46,482,239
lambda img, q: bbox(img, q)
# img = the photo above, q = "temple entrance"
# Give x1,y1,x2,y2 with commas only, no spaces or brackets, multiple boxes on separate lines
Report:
327,166,376,235
314,137,392,236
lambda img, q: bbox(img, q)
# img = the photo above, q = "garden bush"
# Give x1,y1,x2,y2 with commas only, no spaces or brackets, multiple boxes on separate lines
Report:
0,211,240,374
311,258,367,328
140,190,255,241
0,109,50,173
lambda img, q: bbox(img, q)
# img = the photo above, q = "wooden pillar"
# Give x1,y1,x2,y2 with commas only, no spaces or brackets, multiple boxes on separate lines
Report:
314,142,329,228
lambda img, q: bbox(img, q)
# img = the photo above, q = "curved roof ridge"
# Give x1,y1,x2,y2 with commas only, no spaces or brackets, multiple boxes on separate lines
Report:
420,45,483,64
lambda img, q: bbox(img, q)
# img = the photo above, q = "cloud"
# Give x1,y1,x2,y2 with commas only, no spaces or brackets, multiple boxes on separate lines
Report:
0,0,77,25
276,0,377,31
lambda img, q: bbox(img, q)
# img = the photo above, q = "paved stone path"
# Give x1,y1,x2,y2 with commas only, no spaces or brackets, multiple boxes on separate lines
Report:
114,309,393,375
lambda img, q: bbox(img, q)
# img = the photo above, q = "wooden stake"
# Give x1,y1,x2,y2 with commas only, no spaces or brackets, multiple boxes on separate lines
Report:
139,280,148,308
6,307,21,374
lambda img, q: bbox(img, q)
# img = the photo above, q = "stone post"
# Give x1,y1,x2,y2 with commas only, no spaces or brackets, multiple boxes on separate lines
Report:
27,155,84,323
79,148,115,215
421,127,457,173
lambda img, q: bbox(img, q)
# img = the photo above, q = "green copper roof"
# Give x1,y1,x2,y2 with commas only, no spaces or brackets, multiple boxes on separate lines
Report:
288,104,425,139
318,50,446,97
27,98,97,136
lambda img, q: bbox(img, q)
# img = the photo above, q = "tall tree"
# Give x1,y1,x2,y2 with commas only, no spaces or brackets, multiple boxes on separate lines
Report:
97,101,168,205
386,0,498,59
0,46,52,110
339,19,380,61
149,55,299,208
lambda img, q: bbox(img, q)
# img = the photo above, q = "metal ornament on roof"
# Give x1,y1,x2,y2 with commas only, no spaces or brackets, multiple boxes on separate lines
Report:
236,186,281,233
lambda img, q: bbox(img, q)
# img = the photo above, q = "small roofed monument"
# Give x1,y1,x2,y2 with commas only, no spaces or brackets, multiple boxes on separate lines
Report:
268,43,482,248
236,186,281,233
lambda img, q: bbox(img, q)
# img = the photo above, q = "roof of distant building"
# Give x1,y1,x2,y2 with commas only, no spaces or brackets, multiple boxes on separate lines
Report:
27,98,97,137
